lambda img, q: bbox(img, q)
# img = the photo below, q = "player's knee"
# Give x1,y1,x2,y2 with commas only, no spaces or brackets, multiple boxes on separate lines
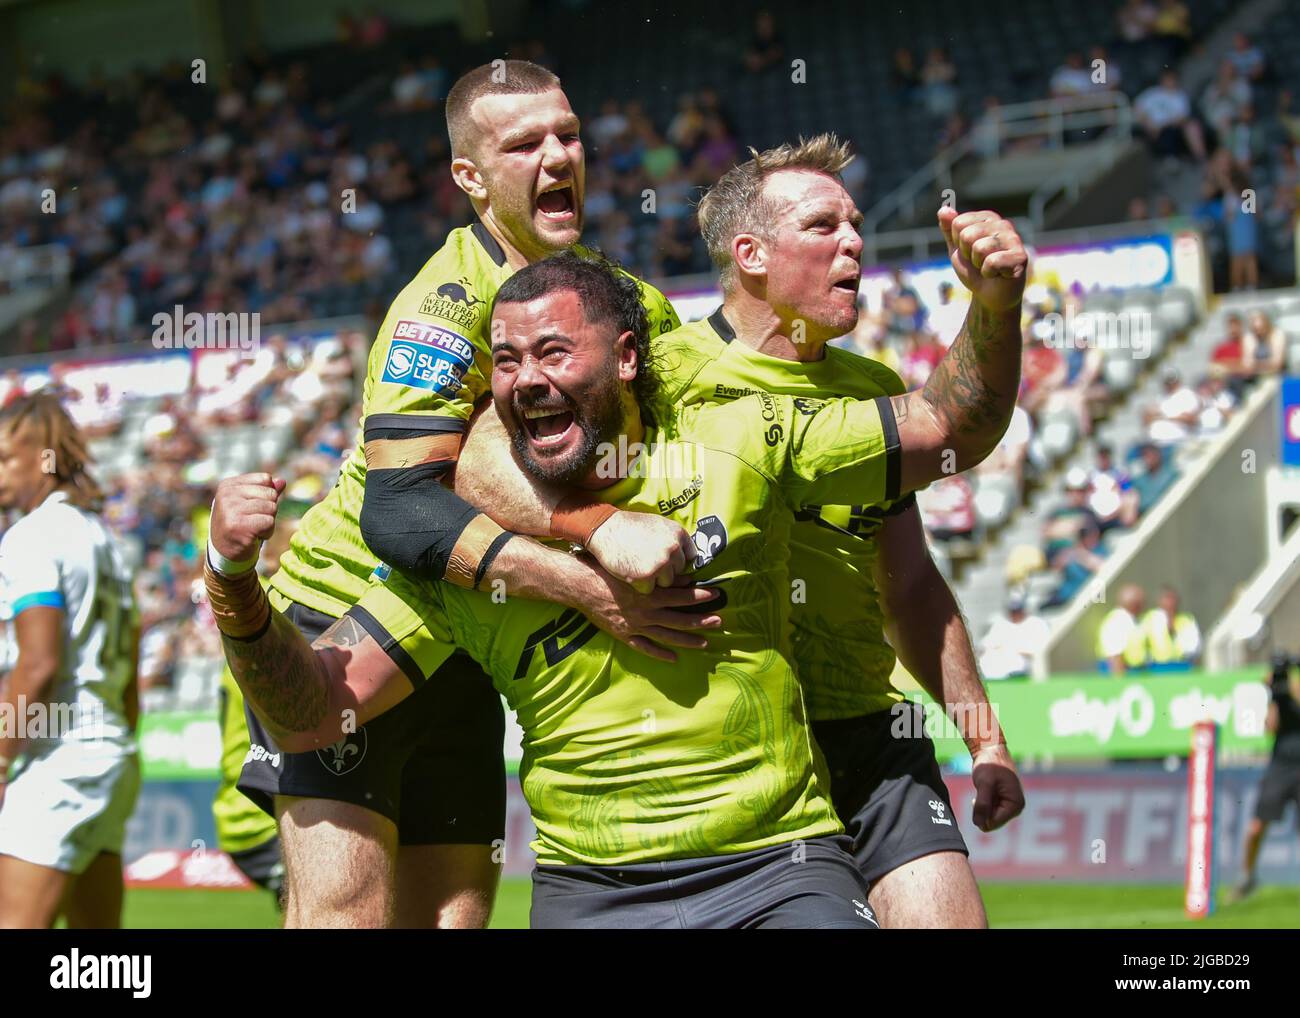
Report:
276,797,397,927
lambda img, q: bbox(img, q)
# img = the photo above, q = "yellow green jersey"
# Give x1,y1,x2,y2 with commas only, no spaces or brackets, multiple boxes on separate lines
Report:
270,223,680,618
214,664,277,854
655,310,909,720
351,390,901,866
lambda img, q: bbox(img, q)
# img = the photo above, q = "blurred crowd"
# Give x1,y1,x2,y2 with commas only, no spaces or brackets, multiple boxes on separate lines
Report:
0,331,366,700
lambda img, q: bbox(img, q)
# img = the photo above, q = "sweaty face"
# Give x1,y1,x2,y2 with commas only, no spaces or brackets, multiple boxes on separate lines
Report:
751,169,863,342
490,290,631,486
469,89,585,259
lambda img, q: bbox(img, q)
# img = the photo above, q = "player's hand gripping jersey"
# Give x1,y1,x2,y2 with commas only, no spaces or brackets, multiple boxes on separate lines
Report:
655,310,909,720
350,390,901,866
270,223,680,616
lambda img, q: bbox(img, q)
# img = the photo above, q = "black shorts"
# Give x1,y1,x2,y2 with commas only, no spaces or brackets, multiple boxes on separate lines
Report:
1255,757,1300,825
228,835,285,902
236,599,506,846
530,836,877,929
813,704,969,887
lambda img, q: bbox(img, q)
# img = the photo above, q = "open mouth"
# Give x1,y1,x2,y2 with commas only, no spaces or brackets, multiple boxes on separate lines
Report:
536,185,576,220
521,405,577,447
833,276,861,295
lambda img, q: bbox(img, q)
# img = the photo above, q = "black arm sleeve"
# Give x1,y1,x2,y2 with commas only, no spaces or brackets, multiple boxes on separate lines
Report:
358,416,509,581
358,462,485,579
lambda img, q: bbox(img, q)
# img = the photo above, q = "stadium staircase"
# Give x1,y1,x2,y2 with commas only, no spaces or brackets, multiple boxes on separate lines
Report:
1025,289,1300,673
948,285,1202,638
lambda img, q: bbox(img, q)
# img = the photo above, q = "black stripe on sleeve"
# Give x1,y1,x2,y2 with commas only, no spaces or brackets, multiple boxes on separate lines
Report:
874,395,902,504
347,604,427,689
473,531,516,590
364,413,468,440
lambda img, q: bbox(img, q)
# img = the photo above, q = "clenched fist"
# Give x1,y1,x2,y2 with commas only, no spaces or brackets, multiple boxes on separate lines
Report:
210,473,286,565
586,510,697,594
937,207,1029,313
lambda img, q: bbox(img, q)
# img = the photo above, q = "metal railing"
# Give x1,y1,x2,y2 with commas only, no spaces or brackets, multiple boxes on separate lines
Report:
863,91,1135,239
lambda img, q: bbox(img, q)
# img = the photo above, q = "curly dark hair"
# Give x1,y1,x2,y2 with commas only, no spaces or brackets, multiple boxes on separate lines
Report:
490,249,659,425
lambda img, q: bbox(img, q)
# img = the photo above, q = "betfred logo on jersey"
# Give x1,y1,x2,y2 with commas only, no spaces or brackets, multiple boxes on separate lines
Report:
381,319,475,396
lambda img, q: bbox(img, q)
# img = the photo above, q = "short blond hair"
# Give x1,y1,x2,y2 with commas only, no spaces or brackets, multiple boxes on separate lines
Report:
697,133,855,290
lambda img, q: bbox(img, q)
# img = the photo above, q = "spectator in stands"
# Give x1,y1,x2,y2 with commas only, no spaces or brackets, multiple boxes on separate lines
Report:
838,306,902,377
900,330,946,389
1135,70,1206,161
1019,329,1067,417
1144,369,1200,445
1142,586,1201,670
690,115,740,182
1047,520,1109,608
890,48,921,105
1195,373,1236,436
1050,53,1093,99
979,593,1051,680
916,474,975,543
1243,309,1287,376
1087,444,1134,533
391,60,432,111
1201,60,1252,142
927,280,966,348
920,47,959,119
1128,442,1179,514
883,267,925,337
743,10,785,74
1151,0,1192,61
967,95,1007,159
1211,311,1250,389
1115,0,1157,51
976,403,1033,495
588,98,629,151
1223,161,1260,292
1227,33,1266,84
1097,585,1150,674
1042,468,1102,562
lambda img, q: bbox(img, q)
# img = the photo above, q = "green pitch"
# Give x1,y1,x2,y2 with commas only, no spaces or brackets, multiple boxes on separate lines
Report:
120,880,1299,929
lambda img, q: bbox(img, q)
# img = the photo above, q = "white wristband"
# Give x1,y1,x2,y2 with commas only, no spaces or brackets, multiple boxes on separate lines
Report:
207,536,261,577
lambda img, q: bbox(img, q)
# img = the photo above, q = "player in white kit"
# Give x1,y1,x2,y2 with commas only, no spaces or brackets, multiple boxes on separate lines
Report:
0,394,140,928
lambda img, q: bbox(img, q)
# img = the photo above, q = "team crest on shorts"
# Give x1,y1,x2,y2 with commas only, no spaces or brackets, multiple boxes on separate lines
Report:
317,730,368,776
691,515,728,567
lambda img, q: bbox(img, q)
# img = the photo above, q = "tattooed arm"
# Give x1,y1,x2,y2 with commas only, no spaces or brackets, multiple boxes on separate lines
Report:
221,611,413,754
893,208,1028,495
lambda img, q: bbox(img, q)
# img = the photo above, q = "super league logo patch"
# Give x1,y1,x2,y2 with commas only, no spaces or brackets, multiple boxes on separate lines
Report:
381,319,475,396
317,729,368,776
690,515,728,568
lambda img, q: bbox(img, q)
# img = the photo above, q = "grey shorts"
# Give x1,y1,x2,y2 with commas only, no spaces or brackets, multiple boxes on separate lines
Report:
813,704,970,886
530,835,878,929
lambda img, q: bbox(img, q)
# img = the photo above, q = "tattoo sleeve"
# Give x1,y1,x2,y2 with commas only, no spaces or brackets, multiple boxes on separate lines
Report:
919,299,1022,457
221,611,335,738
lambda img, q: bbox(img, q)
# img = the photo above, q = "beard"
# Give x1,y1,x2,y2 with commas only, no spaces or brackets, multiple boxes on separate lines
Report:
510,364,626,486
